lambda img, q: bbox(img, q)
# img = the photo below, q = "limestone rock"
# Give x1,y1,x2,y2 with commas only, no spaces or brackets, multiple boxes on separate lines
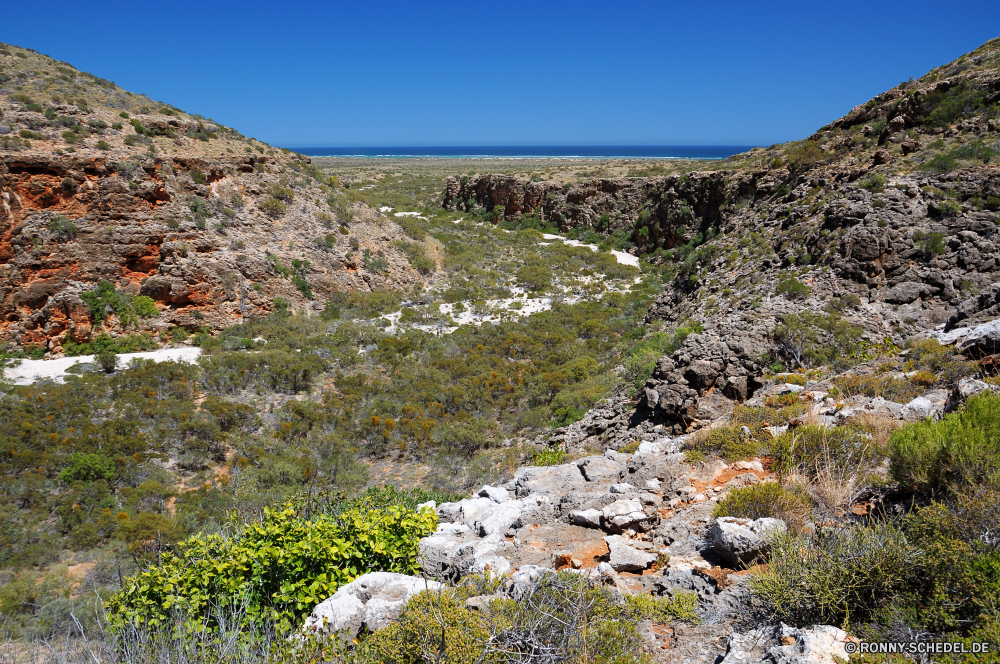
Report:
604,535,658,572
303,572,442,638
478,485,510,503
709,517,785,567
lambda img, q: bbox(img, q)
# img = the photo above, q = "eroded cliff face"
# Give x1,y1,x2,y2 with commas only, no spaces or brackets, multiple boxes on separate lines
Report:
0,113,421,356
444,41,1000,434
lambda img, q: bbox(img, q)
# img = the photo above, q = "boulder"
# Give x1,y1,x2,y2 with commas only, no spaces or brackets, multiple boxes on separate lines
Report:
610,483,636,494
723,624,852,664
475,500,525,536
602,499,650,531
768,624,852,664
885,281,929,304
604,535,659,572
570,508,604,529
303,573,442,638
576,455,624,482
513,463,588,498
478,485,510,503
959,319,1000,355
709,517,785,567
418,533,470,577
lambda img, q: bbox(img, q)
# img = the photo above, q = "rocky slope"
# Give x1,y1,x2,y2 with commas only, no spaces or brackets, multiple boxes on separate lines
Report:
448,37,1000,436
0,42,422,356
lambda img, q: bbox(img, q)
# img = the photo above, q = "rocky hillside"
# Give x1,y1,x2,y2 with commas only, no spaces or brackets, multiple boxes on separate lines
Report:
0,42,421,357
449,37,1000,436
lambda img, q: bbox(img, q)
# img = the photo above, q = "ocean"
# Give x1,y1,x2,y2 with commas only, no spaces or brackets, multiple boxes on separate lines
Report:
288,146,755,160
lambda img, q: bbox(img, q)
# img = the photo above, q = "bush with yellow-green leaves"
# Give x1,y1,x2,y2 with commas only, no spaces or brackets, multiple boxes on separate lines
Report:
107,495,437,632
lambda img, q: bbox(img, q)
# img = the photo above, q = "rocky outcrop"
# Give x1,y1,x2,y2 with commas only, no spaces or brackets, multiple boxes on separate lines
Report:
303,572,442,638
1,91,423,355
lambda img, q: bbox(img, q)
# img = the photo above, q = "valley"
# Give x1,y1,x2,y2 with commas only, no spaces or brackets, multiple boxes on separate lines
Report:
0,35,999,664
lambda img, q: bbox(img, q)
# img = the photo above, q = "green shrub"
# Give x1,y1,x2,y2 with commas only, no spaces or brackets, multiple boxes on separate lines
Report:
712,482,811,525
774,311,864,370
95,350,118,373
923,153,958,173
889,393,1000,494
362,249,389,274
410,254,436,275
58,453,114,483
268,184,294,201
107,497,437,631
47,215,76,237
622,324,701,396
775,277,811,300
750,522,918,626
366,572,698,664
259,197,286,217
937,199,962,216
533,448,567,466
859,173,887,192
96,139,110,150
18,129,44,140
516,264,553,291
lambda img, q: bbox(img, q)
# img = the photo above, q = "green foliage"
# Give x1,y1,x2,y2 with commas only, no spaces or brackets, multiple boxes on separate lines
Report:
622,324,702,396
365,571,698,664
362,249,389,274
775,277,811,300
516,264,552,291
923,153,959,173
889,393,1000,494
58,453,115,483
774,311,864,370
712,482,811,524
47,214,76,237
79,281,159,328
937,199,962,216
858,173,887,192
750,522,918,627
107,497,437,631
951,139,998,164
64,332,157,357
95,350,118,373
923,82,991,128
259,197,287,217
912,229,947,254
533,448,568,466
783,140,828,172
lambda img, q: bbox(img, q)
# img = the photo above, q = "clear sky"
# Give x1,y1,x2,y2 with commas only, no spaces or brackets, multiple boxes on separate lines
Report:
2,1,998,147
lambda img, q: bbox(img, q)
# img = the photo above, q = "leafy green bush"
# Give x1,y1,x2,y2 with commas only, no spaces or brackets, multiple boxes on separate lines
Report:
750,522,918,626
47,215,76,236
107,497,437,631
516,264,553,291
923,153,958,173
712,482,811,524
63,332,157,357
775,277,811,300
912,229,946,254
95,350,118,373
259,197,286,217
622,323,702,396
937,199,962,216
889,393,1000,494
365,571,698,664
58,453,115,483
533,448,567,466
859,173,887,192
79,281,159,328
362,249,389,274
774,311,864,370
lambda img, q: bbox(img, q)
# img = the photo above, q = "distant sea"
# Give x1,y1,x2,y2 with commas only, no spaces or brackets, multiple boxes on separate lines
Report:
289,146,755,160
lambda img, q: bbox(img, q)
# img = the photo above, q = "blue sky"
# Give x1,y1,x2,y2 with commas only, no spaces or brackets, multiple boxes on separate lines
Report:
2,1,998,147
